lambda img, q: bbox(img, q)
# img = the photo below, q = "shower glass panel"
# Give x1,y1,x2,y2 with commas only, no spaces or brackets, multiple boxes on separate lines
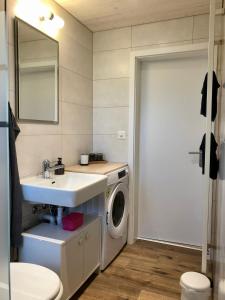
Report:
0,0,11,299
211,1,225,298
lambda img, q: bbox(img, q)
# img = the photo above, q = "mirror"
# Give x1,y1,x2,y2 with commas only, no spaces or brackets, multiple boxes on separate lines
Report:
15,18,59,123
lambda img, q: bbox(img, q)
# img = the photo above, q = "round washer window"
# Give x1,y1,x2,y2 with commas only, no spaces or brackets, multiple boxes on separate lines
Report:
112,191,125,227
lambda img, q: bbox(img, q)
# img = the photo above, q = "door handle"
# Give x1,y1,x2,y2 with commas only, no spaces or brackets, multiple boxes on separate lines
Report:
85,232,89,240
188,151,200,155
78,236,84,245
0,122,9,128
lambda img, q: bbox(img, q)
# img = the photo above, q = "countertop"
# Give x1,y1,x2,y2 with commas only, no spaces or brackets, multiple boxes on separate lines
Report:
66,162,128,175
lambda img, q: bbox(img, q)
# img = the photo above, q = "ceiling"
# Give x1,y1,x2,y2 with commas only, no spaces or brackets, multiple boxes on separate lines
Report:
55,0,212,32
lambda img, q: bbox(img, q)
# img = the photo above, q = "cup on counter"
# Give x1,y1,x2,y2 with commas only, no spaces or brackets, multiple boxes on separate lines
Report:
96,153,104,161
80,154,89,165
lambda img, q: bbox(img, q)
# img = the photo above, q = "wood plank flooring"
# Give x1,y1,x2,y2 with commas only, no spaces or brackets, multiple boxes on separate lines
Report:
138,290,178,300
72,240,201,300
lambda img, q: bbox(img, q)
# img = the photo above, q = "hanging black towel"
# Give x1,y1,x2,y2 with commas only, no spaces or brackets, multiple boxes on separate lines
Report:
8,103,23,247
199,132,219,180
200,71,220,121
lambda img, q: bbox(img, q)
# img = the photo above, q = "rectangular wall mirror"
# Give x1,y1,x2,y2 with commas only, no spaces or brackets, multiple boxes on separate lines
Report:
14,18,59,123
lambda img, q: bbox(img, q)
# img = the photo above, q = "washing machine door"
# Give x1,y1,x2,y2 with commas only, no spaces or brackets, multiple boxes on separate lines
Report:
107,182,129,239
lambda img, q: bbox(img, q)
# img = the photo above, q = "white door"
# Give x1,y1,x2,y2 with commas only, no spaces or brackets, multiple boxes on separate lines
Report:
138,54,208,246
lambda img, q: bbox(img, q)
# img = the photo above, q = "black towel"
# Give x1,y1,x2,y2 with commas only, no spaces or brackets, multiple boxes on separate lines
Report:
199,132,219,180
8,103,23,248
200,71,220,122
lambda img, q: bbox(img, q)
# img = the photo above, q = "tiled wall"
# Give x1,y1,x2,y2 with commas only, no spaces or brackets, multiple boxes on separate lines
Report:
6,1,223,231
7,0,93,178
93,14,223,162
7,0,93,228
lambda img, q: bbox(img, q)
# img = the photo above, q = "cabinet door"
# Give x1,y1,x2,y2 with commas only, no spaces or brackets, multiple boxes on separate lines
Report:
84,219,101,278
62,233,84,298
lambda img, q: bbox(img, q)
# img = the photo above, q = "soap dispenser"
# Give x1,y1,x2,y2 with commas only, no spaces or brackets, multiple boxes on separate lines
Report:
55,157,65,175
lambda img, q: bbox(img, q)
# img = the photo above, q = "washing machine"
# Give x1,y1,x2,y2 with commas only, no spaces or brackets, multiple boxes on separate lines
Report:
101,166,129,270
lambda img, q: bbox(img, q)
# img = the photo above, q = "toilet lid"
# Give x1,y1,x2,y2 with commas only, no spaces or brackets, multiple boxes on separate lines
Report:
180,272,211,291
10,263,61,300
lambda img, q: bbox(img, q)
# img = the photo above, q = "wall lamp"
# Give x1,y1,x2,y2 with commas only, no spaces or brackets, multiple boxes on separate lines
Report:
15,0,64,32
39,11,64,29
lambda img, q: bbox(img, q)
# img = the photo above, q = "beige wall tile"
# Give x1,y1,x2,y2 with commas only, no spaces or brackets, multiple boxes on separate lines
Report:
18,114,62,136
93,48,130,80
193,15,209,40
93,78,129,107
62,102,92,135
22,202,35,218
93,27,131,52
58,14,92,51
132,17,193,48
22,204,39,230
18,123,62,137
61,67,92,106
193,14,224,40
93,107,128,134
93,134,128,162
62,134,92,166
60,41,92,79
16,134,62,178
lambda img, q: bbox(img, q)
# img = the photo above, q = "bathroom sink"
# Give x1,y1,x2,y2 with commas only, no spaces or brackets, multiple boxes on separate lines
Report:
21,172,107,207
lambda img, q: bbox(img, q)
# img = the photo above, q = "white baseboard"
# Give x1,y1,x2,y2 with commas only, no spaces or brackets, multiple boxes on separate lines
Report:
137,237,202,251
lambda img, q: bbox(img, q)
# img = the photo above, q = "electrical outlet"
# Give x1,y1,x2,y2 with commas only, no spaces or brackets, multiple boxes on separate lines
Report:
117,130,126,140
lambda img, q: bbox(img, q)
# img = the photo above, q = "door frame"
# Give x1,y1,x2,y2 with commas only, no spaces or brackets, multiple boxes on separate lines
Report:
127,43,215,274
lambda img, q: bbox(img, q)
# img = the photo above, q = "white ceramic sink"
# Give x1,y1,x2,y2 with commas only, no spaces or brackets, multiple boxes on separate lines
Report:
21,172,107,207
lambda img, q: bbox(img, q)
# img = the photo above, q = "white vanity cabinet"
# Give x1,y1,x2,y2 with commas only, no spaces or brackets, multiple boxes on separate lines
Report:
19,215,101,300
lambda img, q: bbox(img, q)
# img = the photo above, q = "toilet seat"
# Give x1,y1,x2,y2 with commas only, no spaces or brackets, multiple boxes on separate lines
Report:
180,272,211,292
10,263,63,300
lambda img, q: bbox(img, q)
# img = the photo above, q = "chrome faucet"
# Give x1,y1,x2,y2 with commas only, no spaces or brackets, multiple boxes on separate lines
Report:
42,159,64,179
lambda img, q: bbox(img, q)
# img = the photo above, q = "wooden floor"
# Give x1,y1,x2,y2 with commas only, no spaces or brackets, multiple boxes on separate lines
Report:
72,240,201,300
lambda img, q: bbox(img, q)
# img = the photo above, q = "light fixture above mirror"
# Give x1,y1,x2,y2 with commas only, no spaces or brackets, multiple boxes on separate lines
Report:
15,0,64,37
39,11,64,29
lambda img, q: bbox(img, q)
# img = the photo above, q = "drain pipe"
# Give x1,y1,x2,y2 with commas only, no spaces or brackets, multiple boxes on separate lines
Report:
56,206,63,225
40,213,56,224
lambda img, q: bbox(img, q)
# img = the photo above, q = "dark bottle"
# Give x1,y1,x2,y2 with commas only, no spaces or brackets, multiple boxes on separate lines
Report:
55,157,65,175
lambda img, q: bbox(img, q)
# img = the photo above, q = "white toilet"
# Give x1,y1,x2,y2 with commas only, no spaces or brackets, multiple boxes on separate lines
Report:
180,272,211,300
10,263,63,300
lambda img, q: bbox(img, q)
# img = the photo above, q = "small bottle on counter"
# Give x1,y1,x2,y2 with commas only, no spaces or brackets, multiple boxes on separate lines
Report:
55,157,65,175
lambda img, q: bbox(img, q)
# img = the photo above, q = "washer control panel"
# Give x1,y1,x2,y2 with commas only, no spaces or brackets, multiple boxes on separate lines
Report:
118,169,126,179
107,166,129,186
